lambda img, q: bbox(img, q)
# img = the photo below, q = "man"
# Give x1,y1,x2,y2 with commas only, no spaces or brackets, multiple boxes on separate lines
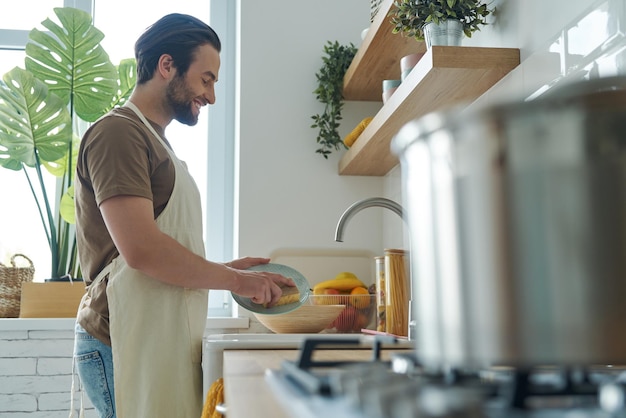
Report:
73,14,293,418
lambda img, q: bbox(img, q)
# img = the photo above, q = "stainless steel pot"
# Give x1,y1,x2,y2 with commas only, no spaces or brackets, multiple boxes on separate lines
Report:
392,77,626,370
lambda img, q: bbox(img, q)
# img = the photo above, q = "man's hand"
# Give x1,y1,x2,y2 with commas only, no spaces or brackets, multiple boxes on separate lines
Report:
226,260,296,307
225,257,270,270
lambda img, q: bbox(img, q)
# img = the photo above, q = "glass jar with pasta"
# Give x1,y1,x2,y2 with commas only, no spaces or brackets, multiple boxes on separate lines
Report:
374,256,386,332
384,249,409,337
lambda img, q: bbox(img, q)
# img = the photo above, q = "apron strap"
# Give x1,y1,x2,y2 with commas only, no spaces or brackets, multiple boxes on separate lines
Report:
68,347,86,418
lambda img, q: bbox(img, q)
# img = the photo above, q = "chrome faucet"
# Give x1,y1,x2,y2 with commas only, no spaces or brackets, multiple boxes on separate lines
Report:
334,197,415,340
334,197,404,242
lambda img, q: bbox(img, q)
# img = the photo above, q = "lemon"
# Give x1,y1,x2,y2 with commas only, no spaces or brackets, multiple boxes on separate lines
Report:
350,286,371,309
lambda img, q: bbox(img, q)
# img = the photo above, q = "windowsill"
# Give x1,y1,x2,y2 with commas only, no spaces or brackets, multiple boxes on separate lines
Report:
0,316,250,333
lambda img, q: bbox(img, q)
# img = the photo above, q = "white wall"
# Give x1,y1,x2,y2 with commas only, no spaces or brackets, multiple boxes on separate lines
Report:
464,0,626,102
236,0,626,263
237,0,390,266
0,324,95,417
237,0,626,329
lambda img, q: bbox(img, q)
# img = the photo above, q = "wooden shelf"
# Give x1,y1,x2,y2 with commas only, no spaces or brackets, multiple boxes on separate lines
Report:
343,0,426,101
339,46,520,176
338,0,520,176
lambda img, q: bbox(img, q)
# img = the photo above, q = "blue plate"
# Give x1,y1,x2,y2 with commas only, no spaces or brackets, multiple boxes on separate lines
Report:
231,263,310,314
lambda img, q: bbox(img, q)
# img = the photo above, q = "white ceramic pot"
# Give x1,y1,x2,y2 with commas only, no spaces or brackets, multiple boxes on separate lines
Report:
400,53,425,81
382,79,401,104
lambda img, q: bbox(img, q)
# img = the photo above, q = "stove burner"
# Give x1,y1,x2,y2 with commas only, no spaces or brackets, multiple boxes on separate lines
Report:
268,337,626,418
281,337,393,396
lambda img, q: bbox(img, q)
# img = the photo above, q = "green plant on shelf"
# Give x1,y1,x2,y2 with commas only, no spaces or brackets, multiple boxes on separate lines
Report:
311,41,357,159
389,0,494,40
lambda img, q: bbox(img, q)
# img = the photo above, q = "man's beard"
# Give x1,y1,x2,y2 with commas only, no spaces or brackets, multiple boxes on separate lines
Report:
165,74,199,126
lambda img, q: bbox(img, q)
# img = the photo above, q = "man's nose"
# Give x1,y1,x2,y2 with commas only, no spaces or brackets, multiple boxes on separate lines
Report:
204,87,215,105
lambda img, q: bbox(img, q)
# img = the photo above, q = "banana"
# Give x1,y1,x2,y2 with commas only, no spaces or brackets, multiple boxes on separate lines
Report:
313,272,366,293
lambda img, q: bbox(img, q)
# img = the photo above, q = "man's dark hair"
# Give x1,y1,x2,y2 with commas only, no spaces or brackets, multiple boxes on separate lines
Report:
134,13,221,84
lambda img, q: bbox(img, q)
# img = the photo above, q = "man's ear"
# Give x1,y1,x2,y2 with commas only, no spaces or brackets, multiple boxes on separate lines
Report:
157,54,176,79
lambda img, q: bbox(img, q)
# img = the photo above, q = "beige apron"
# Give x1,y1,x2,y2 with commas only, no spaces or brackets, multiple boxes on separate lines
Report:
102,102,208,417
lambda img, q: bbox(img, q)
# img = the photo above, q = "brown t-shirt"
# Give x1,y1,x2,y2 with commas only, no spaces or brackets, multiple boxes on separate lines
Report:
75,106,175,345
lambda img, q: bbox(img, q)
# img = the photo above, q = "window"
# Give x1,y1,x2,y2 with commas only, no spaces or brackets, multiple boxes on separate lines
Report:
93,1,212,228
0,0,236,316
0,0,64,31
0,8,64,282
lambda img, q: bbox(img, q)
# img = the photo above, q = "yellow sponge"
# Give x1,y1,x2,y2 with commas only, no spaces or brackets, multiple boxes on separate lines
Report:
343,117,374,147
263,284,300,308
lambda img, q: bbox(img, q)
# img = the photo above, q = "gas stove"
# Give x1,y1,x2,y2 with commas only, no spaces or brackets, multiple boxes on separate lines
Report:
265,337,626,418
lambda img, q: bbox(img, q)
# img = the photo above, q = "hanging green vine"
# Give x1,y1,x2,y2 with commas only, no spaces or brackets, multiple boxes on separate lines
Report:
311,41,357,159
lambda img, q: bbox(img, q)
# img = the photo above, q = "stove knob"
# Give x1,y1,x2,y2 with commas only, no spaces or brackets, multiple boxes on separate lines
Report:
389,394,421,418
417,386,485,418
600,382,626,413
391,352,421,375
360,374,419,418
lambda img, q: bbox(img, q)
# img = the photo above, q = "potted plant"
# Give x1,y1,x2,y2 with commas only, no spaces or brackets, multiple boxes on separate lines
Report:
389,0,494,48
311,41,357,159
0,7,135,314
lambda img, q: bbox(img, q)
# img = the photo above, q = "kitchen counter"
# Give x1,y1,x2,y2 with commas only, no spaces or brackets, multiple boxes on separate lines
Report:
223,350,297,418
203,333,352,395
222,348,411,418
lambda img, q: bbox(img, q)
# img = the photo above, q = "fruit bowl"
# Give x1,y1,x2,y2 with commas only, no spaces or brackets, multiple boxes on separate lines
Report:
309,294,376,333
254,303,345,334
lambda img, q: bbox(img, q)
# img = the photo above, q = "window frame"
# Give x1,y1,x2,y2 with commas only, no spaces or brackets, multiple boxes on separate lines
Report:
206,0,238,317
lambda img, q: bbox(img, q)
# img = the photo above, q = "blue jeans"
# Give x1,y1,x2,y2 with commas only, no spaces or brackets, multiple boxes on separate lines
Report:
73,323,116,418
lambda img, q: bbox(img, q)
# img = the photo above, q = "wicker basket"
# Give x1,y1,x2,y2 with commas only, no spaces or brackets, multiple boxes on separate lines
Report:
0,254,35,318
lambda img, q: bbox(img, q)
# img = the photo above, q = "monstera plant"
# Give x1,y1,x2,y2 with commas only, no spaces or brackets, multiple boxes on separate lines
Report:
0,7,136,280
